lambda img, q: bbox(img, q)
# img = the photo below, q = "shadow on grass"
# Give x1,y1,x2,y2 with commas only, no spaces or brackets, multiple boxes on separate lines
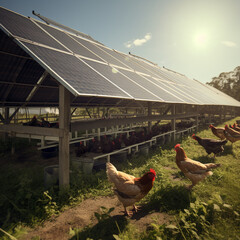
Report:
131,184,196,223
221,144,233,156
70,214,128,240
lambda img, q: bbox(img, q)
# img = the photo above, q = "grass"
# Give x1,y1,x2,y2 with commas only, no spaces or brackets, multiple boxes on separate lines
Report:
0,117,240,239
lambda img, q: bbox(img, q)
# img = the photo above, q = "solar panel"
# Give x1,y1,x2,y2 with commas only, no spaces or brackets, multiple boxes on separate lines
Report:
21,41,131,98
150,78,197,104
118,69,184,103
82,59,161,101
36,22,103,61
71,36,130,68
168,83,203,104
0,7,67,51
1,7,240,107
95,46,154,74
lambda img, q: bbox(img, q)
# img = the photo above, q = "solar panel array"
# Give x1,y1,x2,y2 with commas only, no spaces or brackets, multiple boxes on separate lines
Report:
1,6,240,107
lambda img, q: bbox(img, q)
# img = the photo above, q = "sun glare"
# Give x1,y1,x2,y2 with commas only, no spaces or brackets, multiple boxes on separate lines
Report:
194,32,208,46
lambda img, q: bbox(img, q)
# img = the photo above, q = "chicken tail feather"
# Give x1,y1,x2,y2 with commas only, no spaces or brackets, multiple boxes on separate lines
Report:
205,163,221,169
106,162,118,181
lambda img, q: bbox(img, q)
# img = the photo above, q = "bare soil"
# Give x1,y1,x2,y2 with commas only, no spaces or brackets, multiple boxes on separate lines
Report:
21,195,172,240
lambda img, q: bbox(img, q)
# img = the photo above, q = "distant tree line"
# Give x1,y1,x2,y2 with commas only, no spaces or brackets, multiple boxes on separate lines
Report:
206,66,240,101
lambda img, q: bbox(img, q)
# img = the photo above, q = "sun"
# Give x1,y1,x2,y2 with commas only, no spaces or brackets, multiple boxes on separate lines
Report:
194,32,208,46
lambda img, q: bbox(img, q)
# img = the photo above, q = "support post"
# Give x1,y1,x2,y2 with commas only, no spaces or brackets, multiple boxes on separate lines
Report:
171,104,176,142
59,85,70,189
148,102,152,132
196,106,199,132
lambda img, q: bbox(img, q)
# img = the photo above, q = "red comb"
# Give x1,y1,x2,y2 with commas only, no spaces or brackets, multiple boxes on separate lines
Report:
174,144,181,149
150,168,156,176
192,133,195,137
209,124,213,128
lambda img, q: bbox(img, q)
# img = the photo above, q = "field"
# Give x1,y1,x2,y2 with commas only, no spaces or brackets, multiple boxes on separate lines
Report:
0,118,240,240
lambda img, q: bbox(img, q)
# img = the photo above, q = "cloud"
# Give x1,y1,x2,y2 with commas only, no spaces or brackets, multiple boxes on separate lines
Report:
125,33,152,48
221,41,237,47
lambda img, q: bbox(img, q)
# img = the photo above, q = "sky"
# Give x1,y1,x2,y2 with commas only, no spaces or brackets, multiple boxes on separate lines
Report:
1,0,240,83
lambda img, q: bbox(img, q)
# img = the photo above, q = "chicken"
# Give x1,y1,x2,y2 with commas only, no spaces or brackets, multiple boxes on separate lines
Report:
174,144,220,190
209,124,226,140
223,125,240,143
75,141,88,157
41,118,51,128
101,136,115,153
232,123,240,132
106,162,156,216
23,116,42,127
192,134,227,158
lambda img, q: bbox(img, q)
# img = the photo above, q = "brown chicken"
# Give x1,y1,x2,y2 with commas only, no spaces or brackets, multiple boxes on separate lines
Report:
232,123,240,132
223,125,240,143
192,134,227,158
106,162,156,216
209,124,226,140
174,144,220,190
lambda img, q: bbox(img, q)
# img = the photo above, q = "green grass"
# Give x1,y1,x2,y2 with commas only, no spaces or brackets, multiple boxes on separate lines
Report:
0,117,240,239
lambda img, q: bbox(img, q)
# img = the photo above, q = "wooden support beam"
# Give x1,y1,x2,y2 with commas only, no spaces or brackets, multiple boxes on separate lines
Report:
71,112,199,132
59,85,70,189
0,124,62,137
148,102,152,132
171,104,176,141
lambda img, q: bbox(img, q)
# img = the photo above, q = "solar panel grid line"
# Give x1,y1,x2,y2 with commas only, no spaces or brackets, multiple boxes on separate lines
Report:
140,75,187,103
117,68,182,103
65,31,109,64
31,18,74,54
111,49,158,75
14,35,74,56
14,31,109,68
135,73,186,103
0,7,67,52
122,53,167,79
151,74,201,102
86,42,136,71
77,57,134,99
110,66,164,102
36,21,104,63
17,40,80,97
166,82,204,104
20,41,133,99
149,77,194,104
154,79,199,104
82,59,163,102
183,85,216,104
71,36,133,70
32,15,104,47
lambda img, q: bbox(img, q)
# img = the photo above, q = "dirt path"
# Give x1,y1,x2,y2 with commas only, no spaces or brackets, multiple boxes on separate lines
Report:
21,195,171,240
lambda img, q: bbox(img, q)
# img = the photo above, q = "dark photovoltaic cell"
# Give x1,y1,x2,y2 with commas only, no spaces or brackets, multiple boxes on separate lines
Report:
36,22,103,61
96,46,155,74
150,78,196,104
168,83,203,104
71,36,129,68
83,59,161,101
21,42,131,98
0,7,67,51
118,69,184,103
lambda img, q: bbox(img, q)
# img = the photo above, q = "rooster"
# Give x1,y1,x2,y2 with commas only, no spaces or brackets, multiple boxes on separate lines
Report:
192,134,227,158
223,125,240,143
209,125,226,140
174,144,220,190
106,162,156,216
